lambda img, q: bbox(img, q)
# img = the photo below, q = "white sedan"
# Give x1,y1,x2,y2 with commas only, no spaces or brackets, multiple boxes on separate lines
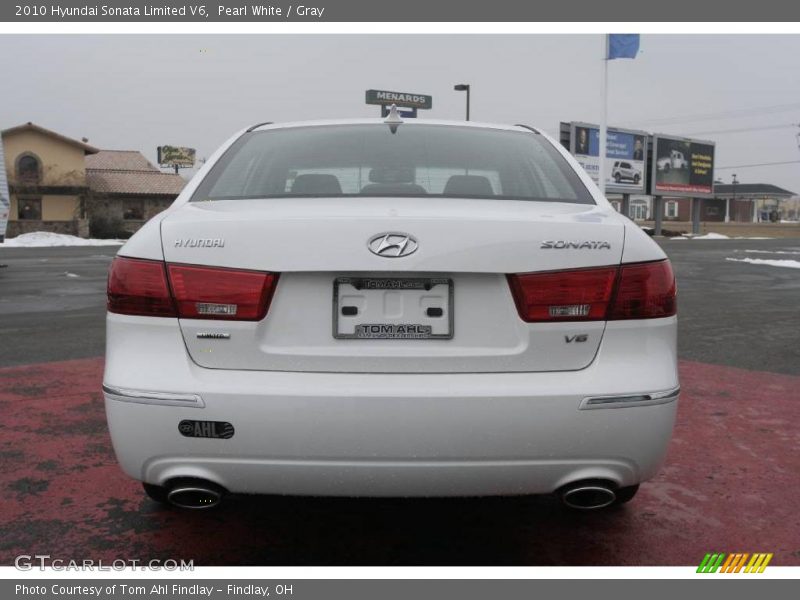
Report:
103,115,678,510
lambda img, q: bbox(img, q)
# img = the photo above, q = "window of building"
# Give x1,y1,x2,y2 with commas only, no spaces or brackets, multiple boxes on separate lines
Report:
631,202,648,220
17,197,42,220
16,154,41,184
122,199,145,220
665,201,678,218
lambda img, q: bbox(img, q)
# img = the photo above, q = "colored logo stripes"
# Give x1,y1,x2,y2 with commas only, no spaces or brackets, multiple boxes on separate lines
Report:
697,553,773,573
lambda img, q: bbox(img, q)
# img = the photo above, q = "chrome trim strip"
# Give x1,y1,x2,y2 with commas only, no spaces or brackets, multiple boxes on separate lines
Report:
580,386,680,410
102,384,204,408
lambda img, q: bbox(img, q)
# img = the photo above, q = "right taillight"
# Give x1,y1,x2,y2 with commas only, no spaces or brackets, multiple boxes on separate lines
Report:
508,259,676,322
608,259,677,320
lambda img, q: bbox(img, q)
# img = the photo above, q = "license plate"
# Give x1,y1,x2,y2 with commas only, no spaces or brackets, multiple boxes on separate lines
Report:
333,277,453,339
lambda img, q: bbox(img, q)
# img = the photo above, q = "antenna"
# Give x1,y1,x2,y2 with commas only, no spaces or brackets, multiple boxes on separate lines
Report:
383,104,404,133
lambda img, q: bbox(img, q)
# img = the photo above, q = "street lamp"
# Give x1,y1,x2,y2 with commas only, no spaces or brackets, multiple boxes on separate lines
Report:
454,84,470,121
732,173,738,223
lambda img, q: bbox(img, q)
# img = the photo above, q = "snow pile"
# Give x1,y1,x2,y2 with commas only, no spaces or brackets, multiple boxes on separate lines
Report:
689,232,730,240
0,232,124,247
726,257,800,269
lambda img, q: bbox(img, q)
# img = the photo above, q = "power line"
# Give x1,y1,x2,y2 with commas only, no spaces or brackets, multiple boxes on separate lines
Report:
686,123,797,136
628,101,800,127
716,160,800,170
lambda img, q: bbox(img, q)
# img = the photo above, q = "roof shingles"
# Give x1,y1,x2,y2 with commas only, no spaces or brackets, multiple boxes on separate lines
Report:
86,150,185,197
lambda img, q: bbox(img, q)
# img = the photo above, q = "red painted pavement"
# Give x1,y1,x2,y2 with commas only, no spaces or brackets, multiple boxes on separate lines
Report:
1,357,798,566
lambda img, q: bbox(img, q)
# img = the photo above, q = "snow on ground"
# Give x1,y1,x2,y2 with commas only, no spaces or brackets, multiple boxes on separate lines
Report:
672,232,730,240
744,249,800,255
726,257,800,269
0,232,124,247
672,232,774,240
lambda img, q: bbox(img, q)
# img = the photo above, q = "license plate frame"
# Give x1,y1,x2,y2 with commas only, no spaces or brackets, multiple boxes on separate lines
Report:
333,277,454,340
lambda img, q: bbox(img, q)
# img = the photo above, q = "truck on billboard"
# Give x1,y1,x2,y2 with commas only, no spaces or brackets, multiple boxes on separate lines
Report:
569,122,647,194
0,135,9,242
652,134,715,197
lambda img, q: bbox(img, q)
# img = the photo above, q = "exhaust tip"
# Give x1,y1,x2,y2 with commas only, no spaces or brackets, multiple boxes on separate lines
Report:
166,480,225,510
560,481,617,510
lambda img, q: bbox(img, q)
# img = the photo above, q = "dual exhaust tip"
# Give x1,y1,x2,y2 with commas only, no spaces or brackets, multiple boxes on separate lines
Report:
559,480,618,510
158,478,622,511
165,479,226,510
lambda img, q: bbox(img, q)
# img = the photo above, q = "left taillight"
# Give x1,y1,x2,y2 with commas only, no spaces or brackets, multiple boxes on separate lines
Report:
167,264,278,321
107,257,176,317
107,257,279,321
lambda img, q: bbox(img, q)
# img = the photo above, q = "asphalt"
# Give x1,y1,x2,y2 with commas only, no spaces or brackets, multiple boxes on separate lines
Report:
0,238,799,566
1,238,799,374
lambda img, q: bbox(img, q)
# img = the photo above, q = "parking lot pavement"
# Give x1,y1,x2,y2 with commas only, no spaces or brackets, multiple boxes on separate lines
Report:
1,356,798,566
0,238,798,566
0,246,117,367
658,237,800,375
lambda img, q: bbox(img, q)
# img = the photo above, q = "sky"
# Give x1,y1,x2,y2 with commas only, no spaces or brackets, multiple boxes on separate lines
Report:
1,34,799,194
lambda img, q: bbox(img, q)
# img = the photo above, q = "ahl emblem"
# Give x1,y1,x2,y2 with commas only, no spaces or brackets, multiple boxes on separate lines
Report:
541,241,611,250
367,232,419,258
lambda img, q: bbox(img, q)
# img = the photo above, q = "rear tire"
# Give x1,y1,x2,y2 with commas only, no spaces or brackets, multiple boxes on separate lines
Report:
613,484,639,505
142,482,169,504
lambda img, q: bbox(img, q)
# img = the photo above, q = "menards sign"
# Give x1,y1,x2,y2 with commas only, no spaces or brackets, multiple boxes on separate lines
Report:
365,89,433,110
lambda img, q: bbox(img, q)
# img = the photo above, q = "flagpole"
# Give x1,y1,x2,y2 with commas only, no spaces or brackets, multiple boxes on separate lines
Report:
599,34,608,198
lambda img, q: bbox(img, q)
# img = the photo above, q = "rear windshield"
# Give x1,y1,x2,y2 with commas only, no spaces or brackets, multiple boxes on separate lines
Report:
192,124,594,204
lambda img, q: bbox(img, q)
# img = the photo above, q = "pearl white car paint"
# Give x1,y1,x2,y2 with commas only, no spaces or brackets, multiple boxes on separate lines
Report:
104,119,678,500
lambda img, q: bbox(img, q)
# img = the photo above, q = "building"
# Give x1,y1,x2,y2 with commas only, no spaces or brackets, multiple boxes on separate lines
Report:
610,184,797,223
1,122,99,238
85,150,185,237
657,183,796,223
1,122,185,239
711,183,796,222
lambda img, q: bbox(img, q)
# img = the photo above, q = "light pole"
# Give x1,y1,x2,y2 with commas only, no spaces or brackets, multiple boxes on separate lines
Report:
454,84,470,121
731,173,738,222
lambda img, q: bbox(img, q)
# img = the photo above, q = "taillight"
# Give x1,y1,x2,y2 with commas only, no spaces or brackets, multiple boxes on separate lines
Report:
108,257,176,317
107,257,279,321
167,264,278,321
609,260,676,320
508,259,676,322
507,267,618,322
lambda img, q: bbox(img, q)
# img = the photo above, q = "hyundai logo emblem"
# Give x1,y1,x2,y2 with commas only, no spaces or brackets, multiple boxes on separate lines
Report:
367,232,419,258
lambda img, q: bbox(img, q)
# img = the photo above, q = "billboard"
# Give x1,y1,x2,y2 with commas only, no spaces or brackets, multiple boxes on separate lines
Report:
569,122,648,194
0,135,9,242
651,134,715,197
157,145,196,169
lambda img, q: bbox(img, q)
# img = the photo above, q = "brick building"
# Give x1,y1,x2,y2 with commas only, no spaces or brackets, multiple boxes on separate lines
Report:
1,122,185,239
85,150,185,236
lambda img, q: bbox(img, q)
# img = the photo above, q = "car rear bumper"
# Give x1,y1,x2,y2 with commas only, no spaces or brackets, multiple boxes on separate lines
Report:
104,313,679,497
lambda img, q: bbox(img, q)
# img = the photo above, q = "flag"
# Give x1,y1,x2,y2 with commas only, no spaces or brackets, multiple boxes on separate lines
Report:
607,34,640,60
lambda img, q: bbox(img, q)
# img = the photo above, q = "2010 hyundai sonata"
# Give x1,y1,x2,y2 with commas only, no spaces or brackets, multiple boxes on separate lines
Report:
103,114,678,510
